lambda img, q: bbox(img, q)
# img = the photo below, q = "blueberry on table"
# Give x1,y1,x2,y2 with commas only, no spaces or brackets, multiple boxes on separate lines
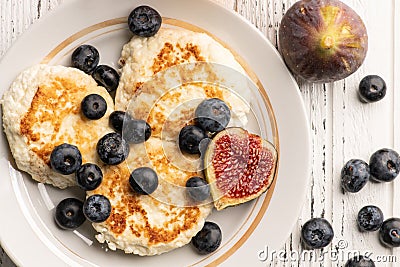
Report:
50,143,82,175
96,132,129,165
128,5,162,37
191,221,222,254
71,44,100,74
195,98,231,133
179,125,207,154
341,159,370,193
345,255,375,267
186,177,210,202
92,65,120,93
357,205,384,232
76,163,103,191
55,198,86,230
379,218,400,247
129,167,158,195
301,218,334,249
109,111,132,133
83,194,111,223
81,94,107,120
122,119,152,144
358,75,386,103
369,148,400,182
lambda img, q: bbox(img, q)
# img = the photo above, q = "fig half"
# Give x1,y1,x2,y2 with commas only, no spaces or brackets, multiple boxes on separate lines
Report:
278,0,368,83
204,127,277,210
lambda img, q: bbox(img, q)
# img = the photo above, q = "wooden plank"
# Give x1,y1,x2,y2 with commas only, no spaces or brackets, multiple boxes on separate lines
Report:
392,0,400,265
0,0,63,57
331,0,394,266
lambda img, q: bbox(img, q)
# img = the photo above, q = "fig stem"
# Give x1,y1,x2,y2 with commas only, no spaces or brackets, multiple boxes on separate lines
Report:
321,35,334,49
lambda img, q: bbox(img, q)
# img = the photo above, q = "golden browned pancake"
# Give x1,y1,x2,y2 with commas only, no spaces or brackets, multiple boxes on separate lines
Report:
115,27,251,112
91,137,212,255
2,64,114,188
126,76,250,141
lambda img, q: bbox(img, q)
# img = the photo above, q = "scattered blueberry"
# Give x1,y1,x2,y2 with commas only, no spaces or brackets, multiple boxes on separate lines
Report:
195,98,231,132
341,159,370,193
357,205,384,232
83,194,111,223
122,119,152,144
301,218,334,249
358,75,387,103
76,163,103,191
369,148,400,182
97,132,129,165
345,255,375,267
379,218,400,247
192,221,222,254
71,44,99,74
54,198,86,230
92,65,120,93
179,125,207,154
109,111,132,133
81,94,107,120
129,167,158,195
128,5,162,37
186,177,210,202
50,143,82,175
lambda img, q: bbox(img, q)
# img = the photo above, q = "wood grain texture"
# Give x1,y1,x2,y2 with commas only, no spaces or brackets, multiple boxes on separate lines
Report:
232,0,398,266
0,0,398,266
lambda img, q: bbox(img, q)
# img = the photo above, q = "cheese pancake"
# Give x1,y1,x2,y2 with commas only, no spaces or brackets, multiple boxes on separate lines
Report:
126,76,250,141
91,137,212,255
2,64,114,188
115,27,251,111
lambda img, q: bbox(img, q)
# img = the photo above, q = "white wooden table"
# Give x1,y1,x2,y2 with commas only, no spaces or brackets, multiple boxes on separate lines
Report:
0,0,399,266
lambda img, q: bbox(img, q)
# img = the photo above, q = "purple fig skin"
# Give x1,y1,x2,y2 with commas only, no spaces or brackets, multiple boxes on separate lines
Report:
278,0,368,83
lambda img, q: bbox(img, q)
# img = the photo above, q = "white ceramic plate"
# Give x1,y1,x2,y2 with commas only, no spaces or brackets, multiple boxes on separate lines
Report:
0,0,311,266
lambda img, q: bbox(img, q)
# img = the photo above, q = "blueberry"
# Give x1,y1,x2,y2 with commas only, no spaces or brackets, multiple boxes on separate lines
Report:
109,111,132,133
122,119,152,144
129,167,158,195
358,75,386,103
71,44,99,74
192,221,222,254
128,5,162,37
179,125,207,154
186,177,210,202
301,218,334,249
76,163,103,191
92,65,120,93
341,159,370,193
379,218,400,247
195,98,231,133
357,205,384,232
97,132,129,165
54,198,85,230
345,255,375,267
50,143,82,175
81,94,107,120
83,194,111,223
369,148,400,182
